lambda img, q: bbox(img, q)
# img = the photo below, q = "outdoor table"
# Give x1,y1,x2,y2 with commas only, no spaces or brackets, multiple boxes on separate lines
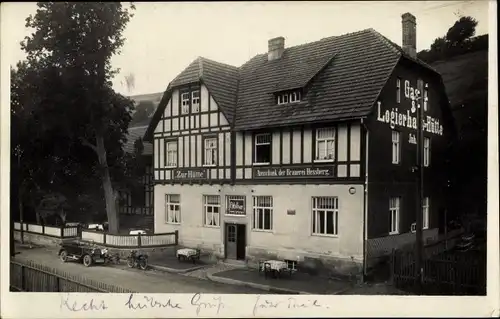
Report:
260,260,291,278
176,248,200,263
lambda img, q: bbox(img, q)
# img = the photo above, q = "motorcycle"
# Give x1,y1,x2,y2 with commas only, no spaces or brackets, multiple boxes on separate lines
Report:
102,248,120,264
127,250,148,270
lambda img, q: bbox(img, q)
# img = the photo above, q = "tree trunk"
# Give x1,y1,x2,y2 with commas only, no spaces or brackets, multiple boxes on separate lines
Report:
96,134,119,234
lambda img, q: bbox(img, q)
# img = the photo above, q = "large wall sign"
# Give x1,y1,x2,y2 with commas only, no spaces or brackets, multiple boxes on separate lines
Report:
253,166,334,178
376,80,444,136
172,168,208,180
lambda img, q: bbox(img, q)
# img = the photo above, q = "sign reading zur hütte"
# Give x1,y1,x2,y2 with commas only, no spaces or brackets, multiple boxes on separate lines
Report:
227,199,245,214
173,168,207,179
376,80,444,136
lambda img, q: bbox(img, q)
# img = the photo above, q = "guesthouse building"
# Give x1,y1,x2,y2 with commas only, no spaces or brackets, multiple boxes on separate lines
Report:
144,13,454,276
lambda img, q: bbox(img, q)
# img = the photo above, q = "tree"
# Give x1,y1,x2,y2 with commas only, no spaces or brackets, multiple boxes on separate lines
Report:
19,2,136,233
130,100,156,126
445,16,478,47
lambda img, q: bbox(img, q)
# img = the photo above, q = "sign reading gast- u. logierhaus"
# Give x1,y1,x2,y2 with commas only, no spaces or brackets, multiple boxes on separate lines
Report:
376,79,444,136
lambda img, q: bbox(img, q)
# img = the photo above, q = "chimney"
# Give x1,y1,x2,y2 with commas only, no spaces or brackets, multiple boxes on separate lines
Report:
401,13,417,58
268,36,285,61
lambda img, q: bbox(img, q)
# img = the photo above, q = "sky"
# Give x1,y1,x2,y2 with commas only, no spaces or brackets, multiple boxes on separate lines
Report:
1,1,490,97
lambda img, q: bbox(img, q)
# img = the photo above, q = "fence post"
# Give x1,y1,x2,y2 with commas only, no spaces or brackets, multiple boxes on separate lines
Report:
138,234,142,247
55,276,60,292
21,265,25,291
103,233,107,245
390,249,395,285
60,225,64,239
42,224,45,235
175,230,179,245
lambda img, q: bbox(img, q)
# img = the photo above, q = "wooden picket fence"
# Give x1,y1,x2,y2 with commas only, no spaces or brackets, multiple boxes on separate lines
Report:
81,229,178,248
10,259,134,293
14,222,78,238
391,247,486,295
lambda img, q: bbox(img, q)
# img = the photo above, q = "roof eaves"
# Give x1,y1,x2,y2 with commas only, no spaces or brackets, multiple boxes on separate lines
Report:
144,86,171,142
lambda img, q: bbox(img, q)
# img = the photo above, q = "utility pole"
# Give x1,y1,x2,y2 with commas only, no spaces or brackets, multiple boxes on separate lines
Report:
415,79,425,294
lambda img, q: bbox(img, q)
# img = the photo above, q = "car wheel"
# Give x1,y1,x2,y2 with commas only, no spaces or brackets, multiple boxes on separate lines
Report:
83,255,93,267
60,250,68,262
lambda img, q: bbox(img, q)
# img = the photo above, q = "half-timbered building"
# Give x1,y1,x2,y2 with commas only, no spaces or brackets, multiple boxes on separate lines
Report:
144,13,454,276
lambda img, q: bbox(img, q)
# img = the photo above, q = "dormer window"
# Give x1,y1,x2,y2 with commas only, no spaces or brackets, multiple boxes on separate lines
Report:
191,90,200,113
181,92,190,114
277,90,301,105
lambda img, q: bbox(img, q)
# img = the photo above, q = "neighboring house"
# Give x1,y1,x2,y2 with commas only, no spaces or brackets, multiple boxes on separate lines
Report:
144,13,455,276
117,92,162,218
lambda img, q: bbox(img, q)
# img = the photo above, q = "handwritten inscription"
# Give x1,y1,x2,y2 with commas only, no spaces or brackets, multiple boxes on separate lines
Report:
253,167,334,178
60,294,108,312
125,293,182,310
190,293,225,316
252,295,328,316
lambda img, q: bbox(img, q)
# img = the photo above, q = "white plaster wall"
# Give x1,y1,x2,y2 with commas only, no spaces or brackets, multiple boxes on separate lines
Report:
154,183,365,261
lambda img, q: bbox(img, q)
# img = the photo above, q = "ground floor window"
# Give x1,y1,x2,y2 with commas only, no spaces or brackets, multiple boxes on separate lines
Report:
312,196,339,236
252,196,273,231
203,195,221,227
165,194,181,224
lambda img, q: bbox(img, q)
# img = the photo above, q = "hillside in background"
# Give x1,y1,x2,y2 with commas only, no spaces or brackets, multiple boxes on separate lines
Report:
431,49,488,219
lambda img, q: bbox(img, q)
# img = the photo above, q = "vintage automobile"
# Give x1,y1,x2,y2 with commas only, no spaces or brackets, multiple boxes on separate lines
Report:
58,240,106,267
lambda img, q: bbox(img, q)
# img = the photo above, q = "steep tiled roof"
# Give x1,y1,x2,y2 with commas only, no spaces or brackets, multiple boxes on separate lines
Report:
124,125,153,156
170,57,240,122
146,27,446,139
235,29,401,130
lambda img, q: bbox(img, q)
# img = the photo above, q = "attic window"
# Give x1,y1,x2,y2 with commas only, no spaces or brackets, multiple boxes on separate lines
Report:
277,90,301,105
192,90,200,113
181,92,190,114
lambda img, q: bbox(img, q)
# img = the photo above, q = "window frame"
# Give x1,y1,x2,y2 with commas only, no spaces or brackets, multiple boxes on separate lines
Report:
191,90,200,113
314,127,336,162
164,140,178,168
203,135,218,167
252,195,273,231
423,137,431,167
396,78,401,104
422,197,429,230
253,133,272,165
165,194,181,224
180,92,190,114
311,196,339,237
392,130,401,164
389,197,400,235
203,195,221,228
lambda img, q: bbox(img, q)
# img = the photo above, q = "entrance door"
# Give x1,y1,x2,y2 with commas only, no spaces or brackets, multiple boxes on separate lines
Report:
226,224,237,259
225,223,246,260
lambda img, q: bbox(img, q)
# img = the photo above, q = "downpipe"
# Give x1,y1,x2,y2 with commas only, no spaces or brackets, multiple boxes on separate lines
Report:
361,118,369,282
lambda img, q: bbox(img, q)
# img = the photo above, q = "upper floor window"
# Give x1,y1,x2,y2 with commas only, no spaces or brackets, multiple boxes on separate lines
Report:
423,137,430,167
392,130,400,164
423,83,429,111
181,92,190,114
315,127,335,161
165,140,178,167
389,197,400,235
396,78,401,104
422,197,429,230
277,90,301,105
254,133,271,164
203,137,218,166
191,90,200,113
